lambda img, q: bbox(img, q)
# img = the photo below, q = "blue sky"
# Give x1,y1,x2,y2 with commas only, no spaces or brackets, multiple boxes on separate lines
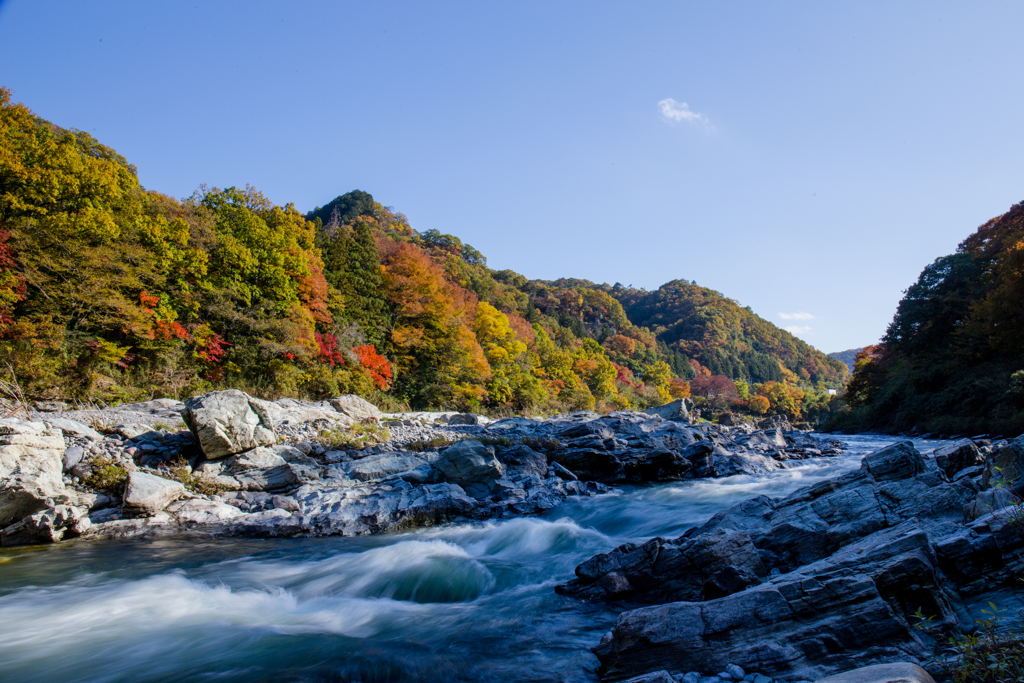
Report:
2,1,1022,353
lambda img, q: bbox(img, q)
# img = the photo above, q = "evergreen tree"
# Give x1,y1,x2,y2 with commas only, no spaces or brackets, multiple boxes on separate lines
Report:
329,221,389,344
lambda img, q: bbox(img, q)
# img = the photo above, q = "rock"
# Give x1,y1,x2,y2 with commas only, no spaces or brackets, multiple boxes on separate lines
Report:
182,389,277,459
569,441,984,681
963,488,1020,522
984,436,1024,492
725,664,745,680
644,398,692,421
44,417,103,441
62,445,86,472
166,498,243,524
447,413,480,426
860,441,925,481
435,440,505,491
681,674,701,683
1,504,85,546
0,421,68,527
271,495,300,512
33,400,68,412
621,672,677,683
196,446,307,491
113,423,156,440
121,471,185,516
932,439,981,478
551,462,578,481
294,480,478,536
593,522,953,682
336,452,427,482
498,445,548,479
326,395,383,422
813,663,935,683
116,398,186,416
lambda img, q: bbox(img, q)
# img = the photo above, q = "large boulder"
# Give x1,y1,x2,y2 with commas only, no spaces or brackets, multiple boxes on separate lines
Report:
435,440,505,490
644,399,692,421
182,390,277,459
327,395,383,422
122,471,185,516
0,420,68,527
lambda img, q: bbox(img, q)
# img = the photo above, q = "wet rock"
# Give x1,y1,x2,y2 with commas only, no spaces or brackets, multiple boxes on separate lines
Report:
183,389,277,459
122,471,185,516
621,672,677,683
814,662,935,683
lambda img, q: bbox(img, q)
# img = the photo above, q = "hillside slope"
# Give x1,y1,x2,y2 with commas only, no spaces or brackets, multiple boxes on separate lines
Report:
834,200,1024,435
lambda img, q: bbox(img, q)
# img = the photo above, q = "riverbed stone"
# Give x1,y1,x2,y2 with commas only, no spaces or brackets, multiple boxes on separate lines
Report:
644,398,692,421
813,662,935,683
62,445,86,472
932,439,981,478
183,389,277,459
337,452,428,482
122,471,185,516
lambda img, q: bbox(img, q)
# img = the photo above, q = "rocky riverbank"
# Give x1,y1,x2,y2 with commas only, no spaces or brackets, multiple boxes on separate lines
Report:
559,437,1024,682
0,390,842,547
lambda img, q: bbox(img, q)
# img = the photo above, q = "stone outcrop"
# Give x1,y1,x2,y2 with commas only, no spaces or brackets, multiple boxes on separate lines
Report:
558,441,1022,682
182,389,277,459
434,439,506,497
644,398,692,421
0,420,69,527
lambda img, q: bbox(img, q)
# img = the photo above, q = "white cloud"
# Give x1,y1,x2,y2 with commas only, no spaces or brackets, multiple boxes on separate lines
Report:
779,312,815,320
658,98,709,126
785,325,813,335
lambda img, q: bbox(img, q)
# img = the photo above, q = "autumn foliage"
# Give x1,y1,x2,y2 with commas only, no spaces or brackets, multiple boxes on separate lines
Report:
0,87,842,418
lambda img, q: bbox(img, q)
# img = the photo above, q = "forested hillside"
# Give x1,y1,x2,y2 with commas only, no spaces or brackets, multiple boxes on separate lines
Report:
832,201,1024,436
0,88,843,418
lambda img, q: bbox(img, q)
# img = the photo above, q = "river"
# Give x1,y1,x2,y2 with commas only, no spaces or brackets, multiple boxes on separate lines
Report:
0,435,945,683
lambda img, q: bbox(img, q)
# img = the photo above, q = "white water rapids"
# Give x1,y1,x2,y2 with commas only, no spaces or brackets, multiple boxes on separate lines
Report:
0,435,946,683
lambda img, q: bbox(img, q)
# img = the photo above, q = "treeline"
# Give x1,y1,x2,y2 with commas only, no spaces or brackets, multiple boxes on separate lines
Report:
0,88,843,416
829,200,1024,436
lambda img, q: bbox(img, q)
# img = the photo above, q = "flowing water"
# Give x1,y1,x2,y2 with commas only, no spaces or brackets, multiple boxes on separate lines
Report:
0,435,948,683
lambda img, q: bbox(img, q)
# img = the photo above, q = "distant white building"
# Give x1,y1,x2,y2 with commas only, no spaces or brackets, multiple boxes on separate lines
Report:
827,389,837,396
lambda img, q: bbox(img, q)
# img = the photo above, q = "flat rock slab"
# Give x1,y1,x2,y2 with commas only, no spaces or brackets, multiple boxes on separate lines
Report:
122,471,184,516
814,663,935,683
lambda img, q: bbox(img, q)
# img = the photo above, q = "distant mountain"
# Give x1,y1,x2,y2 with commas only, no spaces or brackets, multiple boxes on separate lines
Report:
611,281,849,386
828,348,864,374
